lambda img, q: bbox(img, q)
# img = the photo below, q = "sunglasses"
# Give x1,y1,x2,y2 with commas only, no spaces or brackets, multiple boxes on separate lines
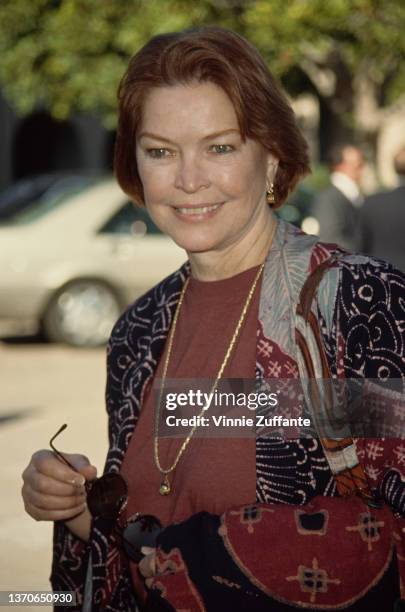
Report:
50,424,162,563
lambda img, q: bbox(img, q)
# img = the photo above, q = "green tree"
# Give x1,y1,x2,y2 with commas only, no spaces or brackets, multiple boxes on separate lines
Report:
0,0,216,126
243,0,405,154
0,0,404,153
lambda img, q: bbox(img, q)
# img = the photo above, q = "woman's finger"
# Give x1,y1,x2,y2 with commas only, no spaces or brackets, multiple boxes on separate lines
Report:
24,500,87,522
26,469,84,497
24,483,85,511
28,451,83,486
138,551,156,579
31,450,94,486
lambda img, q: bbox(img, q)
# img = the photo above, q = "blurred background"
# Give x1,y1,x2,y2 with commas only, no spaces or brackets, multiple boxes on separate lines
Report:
0,0,404,606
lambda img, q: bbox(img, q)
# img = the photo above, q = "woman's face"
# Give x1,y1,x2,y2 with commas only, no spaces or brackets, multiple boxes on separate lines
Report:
136,81,278,256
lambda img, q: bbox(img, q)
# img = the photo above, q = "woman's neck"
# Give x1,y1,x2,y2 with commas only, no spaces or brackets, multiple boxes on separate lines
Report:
188,212,277,281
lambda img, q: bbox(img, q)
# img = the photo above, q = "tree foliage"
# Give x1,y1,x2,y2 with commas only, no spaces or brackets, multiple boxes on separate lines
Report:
244,0,405,133
0,0,403,131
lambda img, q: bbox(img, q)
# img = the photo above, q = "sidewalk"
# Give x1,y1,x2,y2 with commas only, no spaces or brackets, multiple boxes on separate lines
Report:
0,341,109,610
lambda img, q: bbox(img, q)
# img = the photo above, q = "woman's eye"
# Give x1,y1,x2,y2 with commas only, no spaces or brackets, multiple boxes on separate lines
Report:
209,144,235,154
147,148,172,159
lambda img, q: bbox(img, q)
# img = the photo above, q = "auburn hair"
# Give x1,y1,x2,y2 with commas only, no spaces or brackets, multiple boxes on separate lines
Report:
114,26,310,208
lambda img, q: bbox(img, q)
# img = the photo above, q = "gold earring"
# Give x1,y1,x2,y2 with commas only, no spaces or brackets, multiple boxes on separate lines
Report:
266,183,275,205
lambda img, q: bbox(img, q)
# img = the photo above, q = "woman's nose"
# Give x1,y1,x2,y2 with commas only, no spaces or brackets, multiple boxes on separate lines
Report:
174,156,209,193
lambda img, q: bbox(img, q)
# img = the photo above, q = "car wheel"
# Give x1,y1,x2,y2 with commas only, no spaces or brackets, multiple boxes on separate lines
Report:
43,280,122,347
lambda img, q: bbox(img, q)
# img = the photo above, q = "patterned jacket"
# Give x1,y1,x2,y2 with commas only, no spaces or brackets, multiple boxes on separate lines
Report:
51,220,405,611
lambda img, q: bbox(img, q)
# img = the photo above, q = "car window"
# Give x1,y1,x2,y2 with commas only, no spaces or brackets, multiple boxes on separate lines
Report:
0,176,101,225
99,202,162,236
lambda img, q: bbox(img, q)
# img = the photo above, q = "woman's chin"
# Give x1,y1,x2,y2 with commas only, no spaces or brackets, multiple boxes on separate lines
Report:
175,239,222,256
168,231,224,255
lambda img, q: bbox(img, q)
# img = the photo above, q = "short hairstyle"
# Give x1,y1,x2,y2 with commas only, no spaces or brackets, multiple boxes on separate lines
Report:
114,26,310,209
326,143,362,170
326,144,348,169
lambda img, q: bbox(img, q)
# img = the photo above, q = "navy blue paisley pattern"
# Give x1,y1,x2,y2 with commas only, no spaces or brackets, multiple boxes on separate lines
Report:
256,437,337,505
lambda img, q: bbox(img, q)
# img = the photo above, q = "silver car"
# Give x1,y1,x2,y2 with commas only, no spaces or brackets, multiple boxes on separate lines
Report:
0,177,186,346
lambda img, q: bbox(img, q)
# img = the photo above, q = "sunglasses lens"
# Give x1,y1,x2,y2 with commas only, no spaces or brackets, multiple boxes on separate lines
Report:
123,515,162,562
87,473,128,519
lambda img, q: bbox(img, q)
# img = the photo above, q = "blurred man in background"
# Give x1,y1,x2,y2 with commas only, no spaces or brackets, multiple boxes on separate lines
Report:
313,144,365,250
360,147,405,272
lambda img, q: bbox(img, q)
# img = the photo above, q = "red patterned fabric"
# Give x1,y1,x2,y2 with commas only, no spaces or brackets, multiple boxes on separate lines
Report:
218,499,394,608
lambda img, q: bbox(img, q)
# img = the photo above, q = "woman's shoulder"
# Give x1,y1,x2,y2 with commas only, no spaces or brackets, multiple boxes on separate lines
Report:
327,248,405,302
307,241,405,378
305,237,405,343
282,221,398,284
282,224,405,317
306,233,405,293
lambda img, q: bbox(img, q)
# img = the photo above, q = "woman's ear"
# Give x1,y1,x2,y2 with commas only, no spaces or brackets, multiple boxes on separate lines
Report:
266,154,279,185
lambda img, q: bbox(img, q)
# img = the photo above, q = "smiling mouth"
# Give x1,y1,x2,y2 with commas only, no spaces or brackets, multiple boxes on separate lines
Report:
174,203,223,215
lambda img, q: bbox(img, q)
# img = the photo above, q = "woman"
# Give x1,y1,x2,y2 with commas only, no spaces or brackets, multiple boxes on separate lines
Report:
22,27,405,611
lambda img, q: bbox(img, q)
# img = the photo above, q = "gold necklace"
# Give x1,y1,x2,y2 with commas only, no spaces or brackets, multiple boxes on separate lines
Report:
153,260,267,496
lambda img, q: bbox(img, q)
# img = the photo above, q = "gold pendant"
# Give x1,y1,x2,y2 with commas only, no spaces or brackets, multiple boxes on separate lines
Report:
159,475,171,495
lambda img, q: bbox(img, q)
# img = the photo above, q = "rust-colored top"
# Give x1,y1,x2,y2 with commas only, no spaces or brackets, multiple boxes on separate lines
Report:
119,265,261,600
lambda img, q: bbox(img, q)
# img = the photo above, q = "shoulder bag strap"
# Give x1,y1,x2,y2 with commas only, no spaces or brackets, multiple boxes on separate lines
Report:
295,255,378,506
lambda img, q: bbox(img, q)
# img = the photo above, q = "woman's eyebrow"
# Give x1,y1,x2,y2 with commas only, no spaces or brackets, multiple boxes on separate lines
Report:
138,128,240,144
202,129,240,141
138,132,174,144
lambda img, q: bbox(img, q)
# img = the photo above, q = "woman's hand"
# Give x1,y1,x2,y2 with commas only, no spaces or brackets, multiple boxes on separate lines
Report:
138,547,157,588
21,449,97,540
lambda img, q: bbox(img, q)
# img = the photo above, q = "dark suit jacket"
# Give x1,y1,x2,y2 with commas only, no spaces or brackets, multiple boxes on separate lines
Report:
361,185,405,272
313,184,361,251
